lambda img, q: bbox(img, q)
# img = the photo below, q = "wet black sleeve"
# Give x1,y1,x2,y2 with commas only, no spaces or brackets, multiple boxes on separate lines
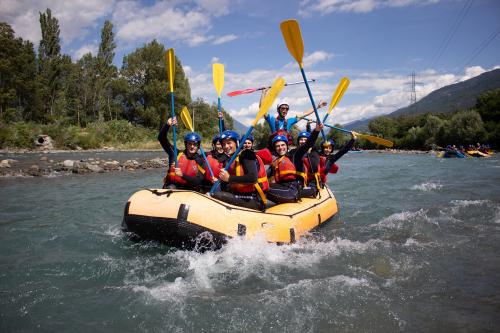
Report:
325,138,355,170
158,123,174,163
293,129,320,172
228,150,258,184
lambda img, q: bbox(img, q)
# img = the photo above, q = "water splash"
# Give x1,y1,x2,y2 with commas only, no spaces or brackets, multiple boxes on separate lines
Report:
410,182,443,191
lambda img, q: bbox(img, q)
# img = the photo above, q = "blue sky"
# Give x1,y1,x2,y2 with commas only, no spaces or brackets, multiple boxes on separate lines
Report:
2,0,499,127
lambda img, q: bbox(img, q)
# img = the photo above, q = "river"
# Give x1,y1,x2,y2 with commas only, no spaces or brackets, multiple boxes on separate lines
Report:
1,152,499,332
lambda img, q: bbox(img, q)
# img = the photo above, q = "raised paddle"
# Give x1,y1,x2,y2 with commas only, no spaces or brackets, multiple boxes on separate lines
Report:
280,19,325,140
227,79,316,97
166,48,177,166
180,106,215,179
305,118,394,147
210,77,286,194
213,63,224,135
323,77,350,124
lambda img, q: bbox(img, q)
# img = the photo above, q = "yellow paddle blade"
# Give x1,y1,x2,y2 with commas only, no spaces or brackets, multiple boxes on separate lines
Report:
280,19,304,67
166,48,175,93
358,133,394,147
180,106,194,132
212,63,224,97
328,77,350,114
252,77,285,127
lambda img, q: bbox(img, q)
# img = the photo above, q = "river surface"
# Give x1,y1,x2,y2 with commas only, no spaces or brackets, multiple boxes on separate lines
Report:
1,152,499,332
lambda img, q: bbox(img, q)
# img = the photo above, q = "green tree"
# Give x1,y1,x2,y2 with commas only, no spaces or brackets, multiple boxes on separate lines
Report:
0,23,37,121
446,110,486,145
120,40,191,128
368,116,398,139
475,89,500,147
95,20,117,122
37,8,62,121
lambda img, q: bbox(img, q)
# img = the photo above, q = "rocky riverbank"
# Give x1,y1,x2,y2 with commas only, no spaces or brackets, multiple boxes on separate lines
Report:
0,156,168,177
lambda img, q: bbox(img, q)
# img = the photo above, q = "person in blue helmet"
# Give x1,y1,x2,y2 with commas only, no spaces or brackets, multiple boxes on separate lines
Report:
243,134,254,150
288,130,322,198
211,130,269,210
158,117,205,190
264,122,324,204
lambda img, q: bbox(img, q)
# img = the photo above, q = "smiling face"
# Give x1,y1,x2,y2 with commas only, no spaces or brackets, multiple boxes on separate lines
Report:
298,137,307,146
274,141,288,156
222,138,237,155
185,141,198,154
243,139,253,150
323,145,333,155
278,104,289,118
214,141,223,153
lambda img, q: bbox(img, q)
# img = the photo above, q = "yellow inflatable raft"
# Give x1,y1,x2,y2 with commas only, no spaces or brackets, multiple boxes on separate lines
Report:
122,185,338,249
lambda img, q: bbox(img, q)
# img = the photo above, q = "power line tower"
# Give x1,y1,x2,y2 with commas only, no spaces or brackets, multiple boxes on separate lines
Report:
407,71,422,113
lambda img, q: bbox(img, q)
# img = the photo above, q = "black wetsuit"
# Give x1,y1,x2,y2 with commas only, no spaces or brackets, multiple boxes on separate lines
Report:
211,149,264,210
158,122,204,190
267,129,320,203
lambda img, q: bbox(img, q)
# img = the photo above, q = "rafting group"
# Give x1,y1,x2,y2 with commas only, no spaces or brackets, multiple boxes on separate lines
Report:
122,19,394,247
158,94,357,211
436,143,494,158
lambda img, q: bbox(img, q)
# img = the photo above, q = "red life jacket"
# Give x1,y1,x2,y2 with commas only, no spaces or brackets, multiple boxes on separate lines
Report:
272,155,306,184
204,154,222,183
303,154,322,189
227,154,269,194
319,155,338,184
168,152,204,186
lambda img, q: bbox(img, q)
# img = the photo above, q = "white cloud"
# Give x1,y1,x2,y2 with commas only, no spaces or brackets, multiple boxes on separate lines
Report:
212,34,238,45
299,0,441,16
0,0,114,44
195,0,232,16
184,61,497,127
73,43,98,60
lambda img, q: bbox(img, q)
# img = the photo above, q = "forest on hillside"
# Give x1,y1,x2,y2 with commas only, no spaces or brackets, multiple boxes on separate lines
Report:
0,9,232,149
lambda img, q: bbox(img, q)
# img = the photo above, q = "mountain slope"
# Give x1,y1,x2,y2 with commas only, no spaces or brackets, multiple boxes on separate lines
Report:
345,68,500,131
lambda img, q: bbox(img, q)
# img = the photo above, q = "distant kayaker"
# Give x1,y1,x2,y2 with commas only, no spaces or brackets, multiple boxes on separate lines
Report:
212,130,269,211
158,117,205,190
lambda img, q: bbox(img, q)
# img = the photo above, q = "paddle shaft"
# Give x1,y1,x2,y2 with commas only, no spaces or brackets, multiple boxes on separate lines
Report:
218,97,223,135
299,67,326,140
209,126,254,194
227,79,315,97
170,92,177,166
199,146,214,178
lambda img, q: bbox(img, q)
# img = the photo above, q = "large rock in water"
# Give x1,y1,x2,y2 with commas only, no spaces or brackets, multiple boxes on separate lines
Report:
34,135,54,150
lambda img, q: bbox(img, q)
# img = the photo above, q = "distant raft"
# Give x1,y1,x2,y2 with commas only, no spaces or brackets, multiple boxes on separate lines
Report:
122,185,338,250
466,150,491,158
436,150,466,158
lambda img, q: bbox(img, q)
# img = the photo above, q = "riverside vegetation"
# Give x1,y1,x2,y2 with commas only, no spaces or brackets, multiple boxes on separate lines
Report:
1,10,498,151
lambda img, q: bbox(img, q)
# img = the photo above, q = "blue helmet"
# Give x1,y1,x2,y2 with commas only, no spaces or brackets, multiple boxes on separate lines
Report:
212,134,220,145
297,131,311,144
244,134,254,143
184,132,201,145
220,130,240,145
272,134,289,146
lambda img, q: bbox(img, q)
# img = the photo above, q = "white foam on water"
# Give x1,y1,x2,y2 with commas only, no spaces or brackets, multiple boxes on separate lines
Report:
410,182,443,191
375,209,431,229
104,225,122,237
451,199,490,207
129,234,386,302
